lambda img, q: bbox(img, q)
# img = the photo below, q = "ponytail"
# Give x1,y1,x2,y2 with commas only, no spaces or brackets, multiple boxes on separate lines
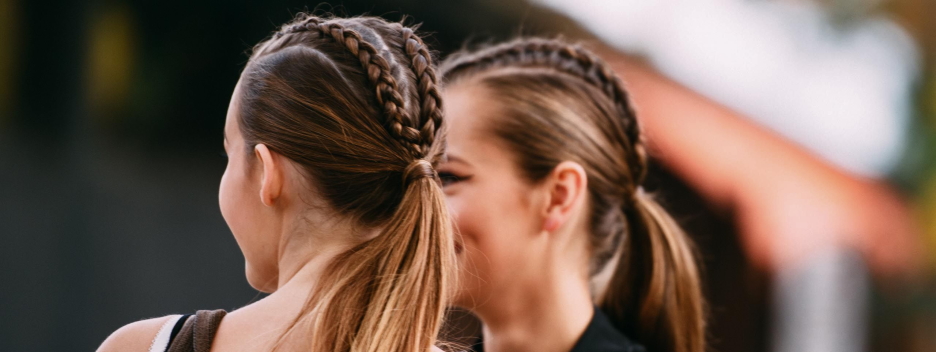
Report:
293,159,453,352
600,190,705,352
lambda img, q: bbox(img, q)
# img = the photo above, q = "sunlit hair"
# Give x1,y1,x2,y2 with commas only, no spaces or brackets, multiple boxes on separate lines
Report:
238,14,454,352
441,38,705,352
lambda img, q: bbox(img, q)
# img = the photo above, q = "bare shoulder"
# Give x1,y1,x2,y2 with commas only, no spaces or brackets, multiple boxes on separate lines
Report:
430,346,445,352
96,315,177,352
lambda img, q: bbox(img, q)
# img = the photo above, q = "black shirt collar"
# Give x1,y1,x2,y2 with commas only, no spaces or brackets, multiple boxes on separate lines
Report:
570,307,645,352
474,307,646,352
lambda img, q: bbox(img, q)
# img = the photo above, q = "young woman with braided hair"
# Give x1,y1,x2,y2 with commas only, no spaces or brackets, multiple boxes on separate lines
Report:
98,14,454,352
437,38,705,352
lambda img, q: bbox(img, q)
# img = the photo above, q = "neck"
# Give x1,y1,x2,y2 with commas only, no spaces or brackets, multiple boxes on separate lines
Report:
275,211,368,289
276,242,344,290
248,242,347,316
475,257,594,352
256,219,362,318
215,214,368,351
218,249,350,351
274,249,339,299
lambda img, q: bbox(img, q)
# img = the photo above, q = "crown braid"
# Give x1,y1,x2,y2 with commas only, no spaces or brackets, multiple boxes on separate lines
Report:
442,38,647,185
276,16,427,157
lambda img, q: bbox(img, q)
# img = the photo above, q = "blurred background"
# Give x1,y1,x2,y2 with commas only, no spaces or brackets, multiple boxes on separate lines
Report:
0,0,934,351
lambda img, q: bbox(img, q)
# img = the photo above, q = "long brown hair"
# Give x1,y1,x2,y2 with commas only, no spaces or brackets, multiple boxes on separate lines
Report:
237,14,453,352
441,38,705,352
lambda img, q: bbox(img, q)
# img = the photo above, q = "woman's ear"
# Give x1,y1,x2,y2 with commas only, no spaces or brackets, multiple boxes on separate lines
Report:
254,144,283,207
541,161,588,232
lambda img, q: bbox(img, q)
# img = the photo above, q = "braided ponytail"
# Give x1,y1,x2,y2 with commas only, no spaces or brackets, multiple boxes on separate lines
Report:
441,38,704,352
239,14,453,352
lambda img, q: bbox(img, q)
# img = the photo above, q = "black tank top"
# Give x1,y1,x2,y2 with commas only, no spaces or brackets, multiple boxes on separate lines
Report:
159,308,644,352
161,309,227,352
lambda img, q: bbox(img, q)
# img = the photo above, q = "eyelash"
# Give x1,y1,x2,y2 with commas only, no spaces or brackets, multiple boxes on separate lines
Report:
438,172,465,186
219,150,228,159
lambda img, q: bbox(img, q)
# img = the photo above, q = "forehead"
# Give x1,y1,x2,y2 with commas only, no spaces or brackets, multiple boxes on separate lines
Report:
441,83,502,155
442,81,537,179
224,80,244,138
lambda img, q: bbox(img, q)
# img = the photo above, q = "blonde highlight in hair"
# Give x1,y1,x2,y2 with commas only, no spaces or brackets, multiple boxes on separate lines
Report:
238,14,454,352
294,175,452,352
441,38,705,352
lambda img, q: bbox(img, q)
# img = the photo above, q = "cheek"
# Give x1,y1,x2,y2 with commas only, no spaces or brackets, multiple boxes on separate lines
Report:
448,178,541,307
219,159,278,291
219,163,248,235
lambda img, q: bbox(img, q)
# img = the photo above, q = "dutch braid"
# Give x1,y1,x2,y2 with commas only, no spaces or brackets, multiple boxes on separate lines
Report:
277,17,426,157
442,39,648,185
400,27,444,157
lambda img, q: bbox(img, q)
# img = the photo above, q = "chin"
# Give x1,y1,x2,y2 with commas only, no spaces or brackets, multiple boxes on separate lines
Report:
450,296,475,311
450,278,490,311
245,262,278,293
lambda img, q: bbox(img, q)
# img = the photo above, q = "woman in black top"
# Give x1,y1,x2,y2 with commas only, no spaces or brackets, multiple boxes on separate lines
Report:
436,38,706,352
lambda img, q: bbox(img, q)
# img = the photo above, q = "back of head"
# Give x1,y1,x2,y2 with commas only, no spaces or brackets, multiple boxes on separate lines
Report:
441,38,705,352
238,14,452,352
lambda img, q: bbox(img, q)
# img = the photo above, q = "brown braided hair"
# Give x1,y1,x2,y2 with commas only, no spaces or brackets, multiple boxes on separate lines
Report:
401,26,445,159
268,16,430,157
238,14,453,352
441,38,705,352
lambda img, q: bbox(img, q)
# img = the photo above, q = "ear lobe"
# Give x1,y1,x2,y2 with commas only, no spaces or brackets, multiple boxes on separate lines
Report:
254,144,283,207
541,161,588,232
543,212,562,232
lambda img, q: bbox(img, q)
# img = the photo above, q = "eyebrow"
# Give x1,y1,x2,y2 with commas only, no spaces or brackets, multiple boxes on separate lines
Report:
446,154,469,166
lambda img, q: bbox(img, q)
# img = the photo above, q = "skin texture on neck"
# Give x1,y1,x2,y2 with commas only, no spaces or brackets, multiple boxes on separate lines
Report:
210,216,369,352
476,253,594,352
473,200,594,352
